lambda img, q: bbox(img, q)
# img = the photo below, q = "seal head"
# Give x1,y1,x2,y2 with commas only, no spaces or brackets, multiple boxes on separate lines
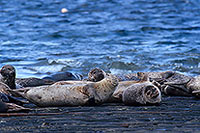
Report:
88,68,107,82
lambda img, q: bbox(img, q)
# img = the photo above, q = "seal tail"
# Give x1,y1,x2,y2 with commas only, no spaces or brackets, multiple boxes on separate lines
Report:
5,103,31,112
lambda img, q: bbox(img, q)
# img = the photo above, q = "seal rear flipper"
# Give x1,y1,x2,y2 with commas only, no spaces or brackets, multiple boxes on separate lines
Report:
7,94,29,105
6,103,31,112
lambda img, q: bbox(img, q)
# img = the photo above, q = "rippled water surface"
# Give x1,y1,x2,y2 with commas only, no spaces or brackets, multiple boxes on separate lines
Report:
1,0,200,132
1,0,200,78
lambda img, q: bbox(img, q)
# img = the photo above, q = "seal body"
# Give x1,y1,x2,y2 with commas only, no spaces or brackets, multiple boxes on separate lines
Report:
12,74,118,107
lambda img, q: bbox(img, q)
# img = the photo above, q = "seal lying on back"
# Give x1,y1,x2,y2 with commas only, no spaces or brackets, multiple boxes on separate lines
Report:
87,68,140,82
11,74,118,107
122,80,161,105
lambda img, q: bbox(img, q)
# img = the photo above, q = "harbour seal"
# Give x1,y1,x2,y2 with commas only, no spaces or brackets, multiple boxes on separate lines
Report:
11,74,118,107
0,65,55,89
87,68,140,82
0,65,16,89
136,71,196,97
160,72,193,96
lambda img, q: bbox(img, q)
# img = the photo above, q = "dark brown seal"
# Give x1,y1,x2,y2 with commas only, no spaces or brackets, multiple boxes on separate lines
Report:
0,65,16,89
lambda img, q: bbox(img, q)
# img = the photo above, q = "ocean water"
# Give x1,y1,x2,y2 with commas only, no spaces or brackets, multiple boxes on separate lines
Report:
1,0,200,78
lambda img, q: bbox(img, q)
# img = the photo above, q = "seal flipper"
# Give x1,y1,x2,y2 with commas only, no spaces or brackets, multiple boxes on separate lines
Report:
7,88,30,99
0,92,28,105
6,102,31,112
7,94,29,105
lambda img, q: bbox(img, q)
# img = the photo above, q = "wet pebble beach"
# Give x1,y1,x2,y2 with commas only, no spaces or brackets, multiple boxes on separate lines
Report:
1,96,200,132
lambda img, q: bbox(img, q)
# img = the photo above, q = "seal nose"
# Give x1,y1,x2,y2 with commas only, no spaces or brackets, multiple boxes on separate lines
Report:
9,69,15,75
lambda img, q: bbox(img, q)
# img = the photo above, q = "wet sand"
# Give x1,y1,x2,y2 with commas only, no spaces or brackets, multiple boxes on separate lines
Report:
1,96,200,132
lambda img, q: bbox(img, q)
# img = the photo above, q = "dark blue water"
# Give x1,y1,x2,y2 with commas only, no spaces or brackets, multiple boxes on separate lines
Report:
1,0,200,78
